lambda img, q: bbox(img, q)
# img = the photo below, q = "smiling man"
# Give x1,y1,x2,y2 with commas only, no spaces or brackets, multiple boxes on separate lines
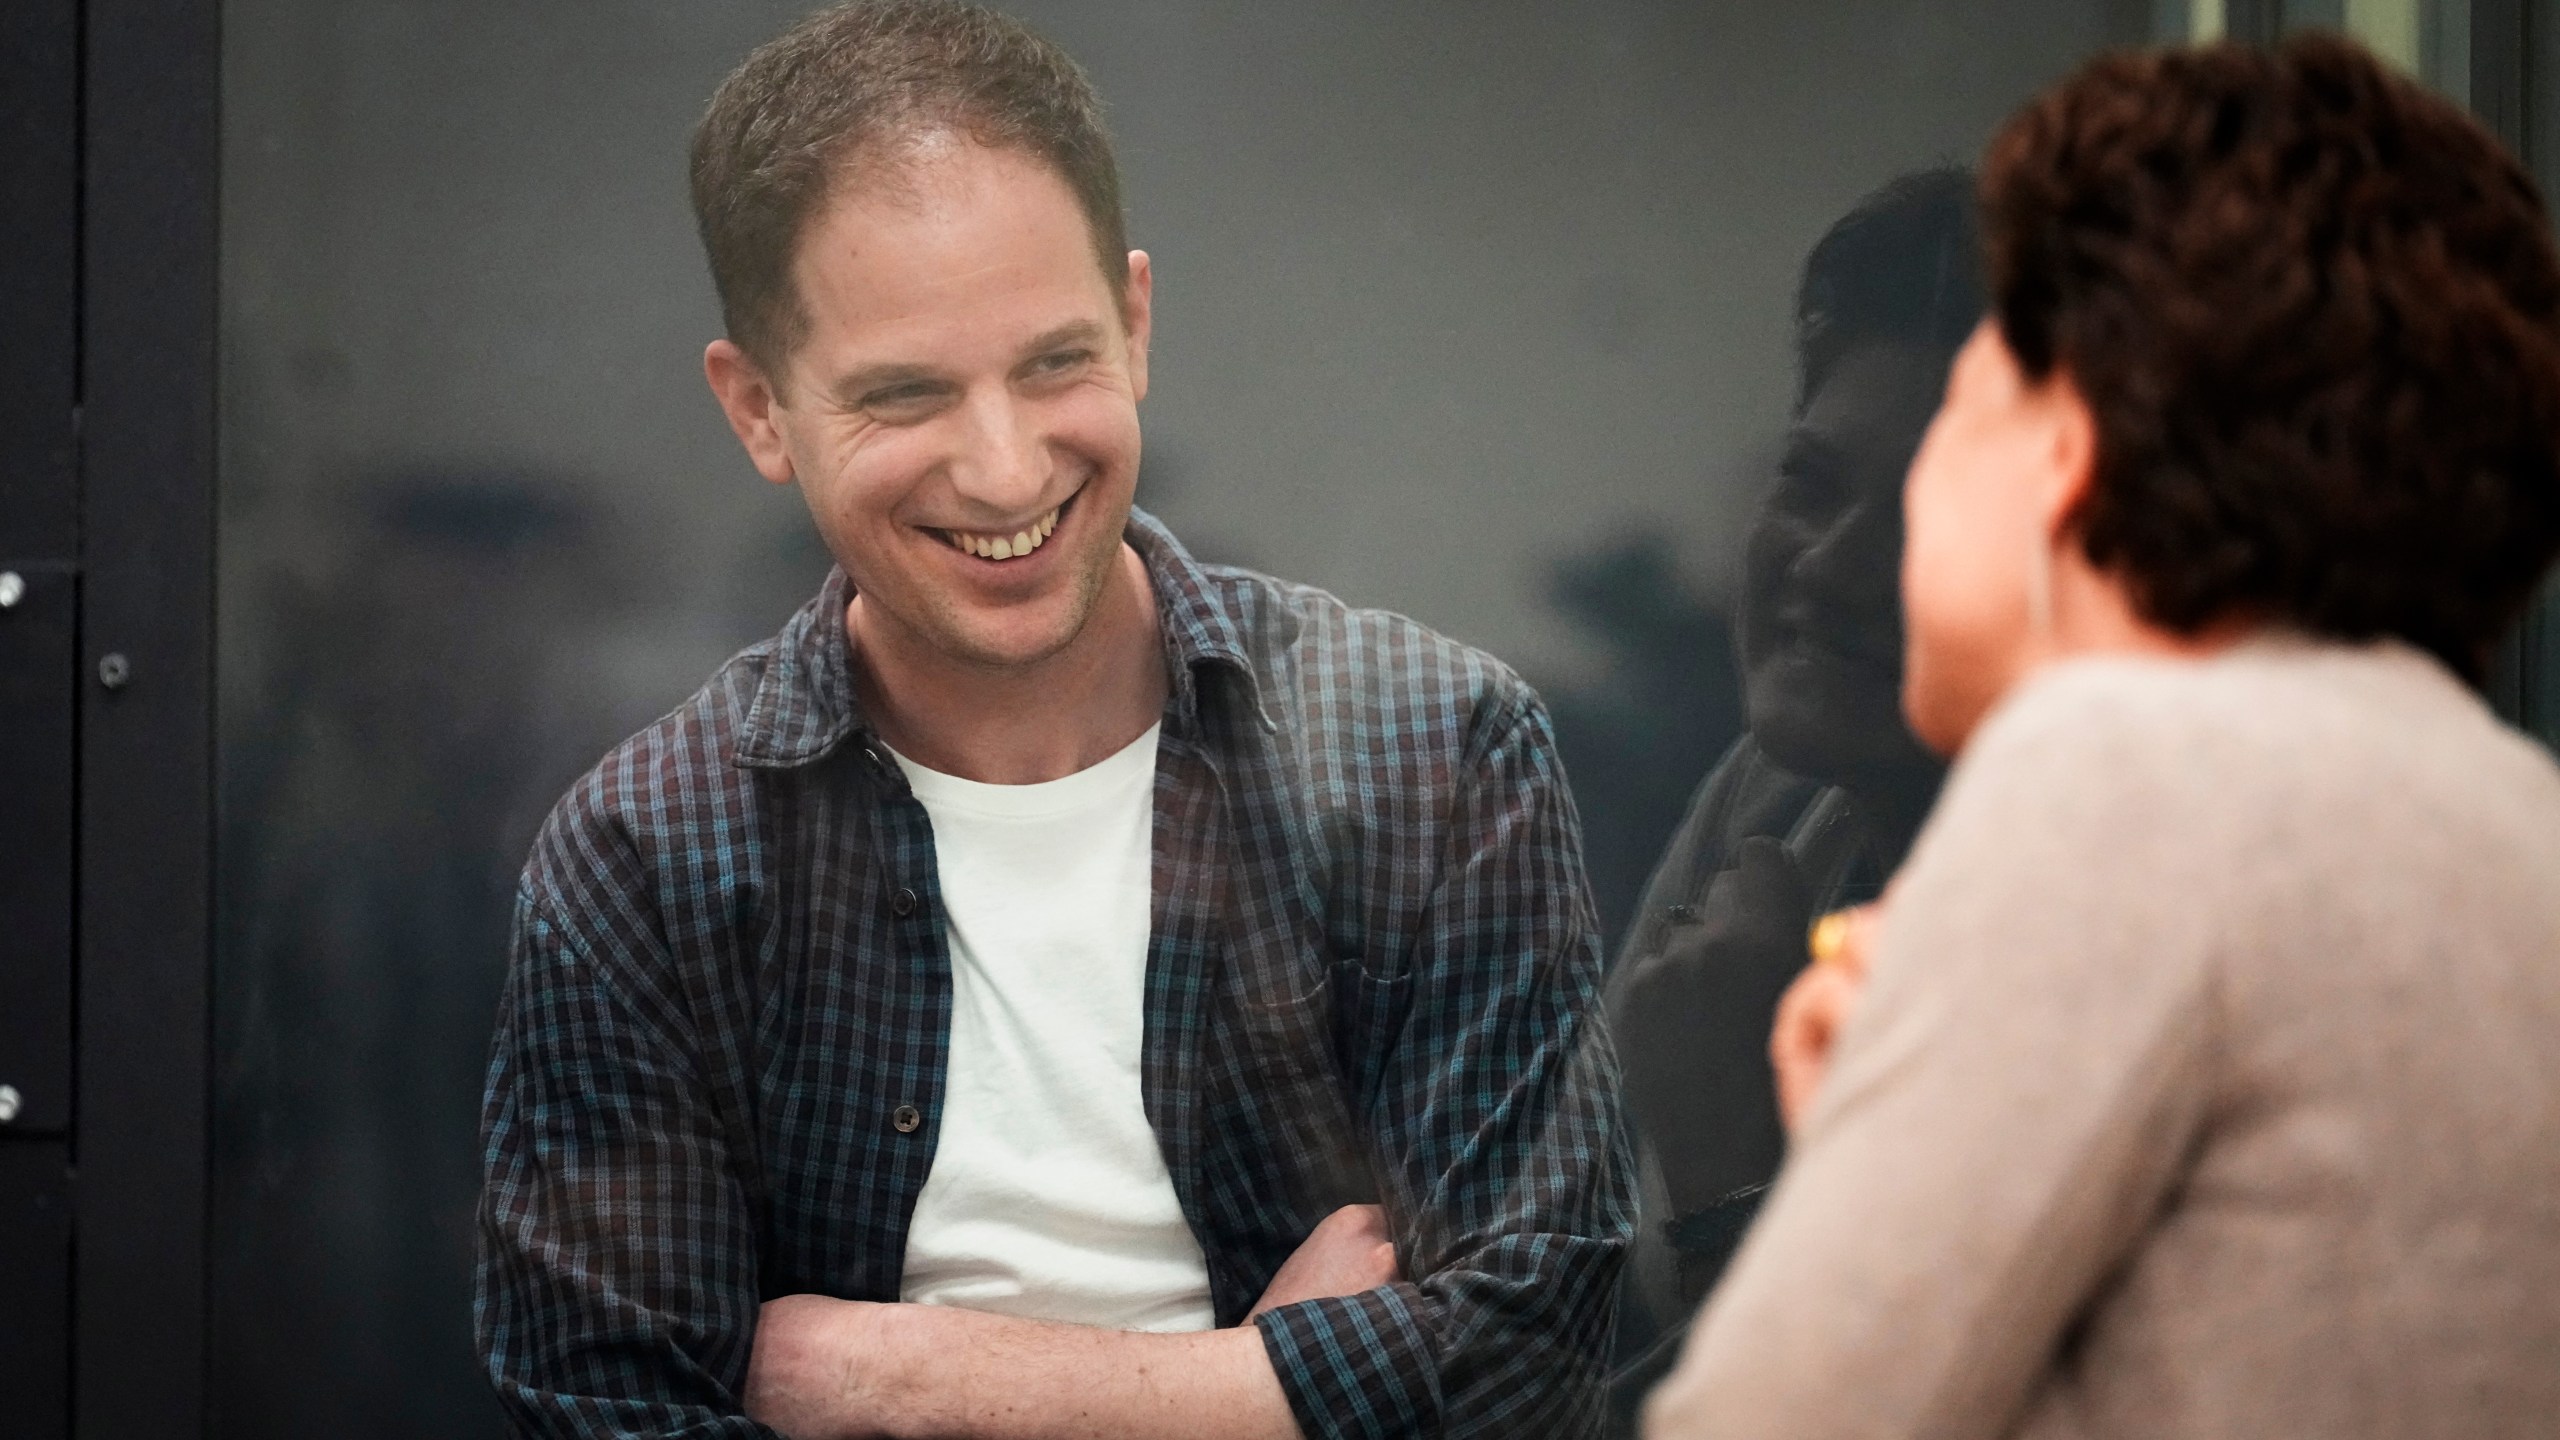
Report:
472,4,1629,1438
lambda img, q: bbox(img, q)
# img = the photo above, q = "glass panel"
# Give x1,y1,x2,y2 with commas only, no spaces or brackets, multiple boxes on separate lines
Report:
2529,4,2560,751
212,3,2227,1434
2285,0,2471,99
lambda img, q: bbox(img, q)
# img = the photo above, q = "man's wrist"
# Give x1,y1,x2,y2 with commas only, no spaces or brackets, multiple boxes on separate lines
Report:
850,1302,941,1439
860,1303,1304,1440
743,1296,938,1440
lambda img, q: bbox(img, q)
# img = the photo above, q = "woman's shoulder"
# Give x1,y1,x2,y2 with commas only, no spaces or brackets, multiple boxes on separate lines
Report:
1956,634,2560,855
1980,636,2499,764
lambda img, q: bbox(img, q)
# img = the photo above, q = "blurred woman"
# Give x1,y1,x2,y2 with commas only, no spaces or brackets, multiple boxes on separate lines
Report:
1645,34,2560,1440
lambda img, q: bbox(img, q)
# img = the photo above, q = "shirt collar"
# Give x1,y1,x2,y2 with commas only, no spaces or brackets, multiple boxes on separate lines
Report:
1127,506,1277,737
734,506,1273,771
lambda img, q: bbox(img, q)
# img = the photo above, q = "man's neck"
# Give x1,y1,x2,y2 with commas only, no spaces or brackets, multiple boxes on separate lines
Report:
850,543,1169,785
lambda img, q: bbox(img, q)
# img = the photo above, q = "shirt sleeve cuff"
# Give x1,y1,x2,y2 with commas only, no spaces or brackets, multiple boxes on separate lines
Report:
1252,1285,1441,1440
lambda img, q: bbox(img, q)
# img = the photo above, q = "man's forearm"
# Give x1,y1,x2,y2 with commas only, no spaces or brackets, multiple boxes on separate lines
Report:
746,1296,1304,1440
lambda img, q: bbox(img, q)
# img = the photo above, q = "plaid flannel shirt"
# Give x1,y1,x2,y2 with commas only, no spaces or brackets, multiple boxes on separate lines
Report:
477,510,1632,1438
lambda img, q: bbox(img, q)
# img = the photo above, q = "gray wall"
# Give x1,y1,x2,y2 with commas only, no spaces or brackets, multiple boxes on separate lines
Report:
220,0,2142,681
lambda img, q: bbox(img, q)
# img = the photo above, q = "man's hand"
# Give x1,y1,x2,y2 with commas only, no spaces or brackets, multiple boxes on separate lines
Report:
1610,836,1818,1211
1249,1204,1401,1319
739,1202,1396,1438
1768,903,1880,1134
745,1295,908,1440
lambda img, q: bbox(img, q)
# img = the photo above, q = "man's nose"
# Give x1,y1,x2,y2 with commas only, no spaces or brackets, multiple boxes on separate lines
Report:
947,389,1049,513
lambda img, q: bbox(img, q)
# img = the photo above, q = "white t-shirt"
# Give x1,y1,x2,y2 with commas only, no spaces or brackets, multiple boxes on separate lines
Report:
887,724,1216,1332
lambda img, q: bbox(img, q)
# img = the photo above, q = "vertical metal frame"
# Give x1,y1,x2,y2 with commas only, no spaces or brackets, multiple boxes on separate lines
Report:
0,0,83,1435
75,0,219,1434
2539,0,2560,749
2226,0,2290,44
2468,0,2542,730
0,6,80,1132
2470,0,2529,142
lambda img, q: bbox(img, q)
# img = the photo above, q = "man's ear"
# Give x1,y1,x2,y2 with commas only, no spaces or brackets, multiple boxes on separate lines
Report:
704,339,798,486
1121,249,1154,405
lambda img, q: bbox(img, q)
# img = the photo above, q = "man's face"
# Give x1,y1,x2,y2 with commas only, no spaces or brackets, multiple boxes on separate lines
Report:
755,138,1150,671
1736,340,1946,787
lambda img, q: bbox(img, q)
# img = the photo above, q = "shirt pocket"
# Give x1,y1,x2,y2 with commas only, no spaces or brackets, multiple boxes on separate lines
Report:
1325,955,1415,1122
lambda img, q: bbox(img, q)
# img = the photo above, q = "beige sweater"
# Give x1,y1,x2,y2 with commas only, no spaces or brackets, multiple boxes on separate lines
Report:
1644,637,2560,1439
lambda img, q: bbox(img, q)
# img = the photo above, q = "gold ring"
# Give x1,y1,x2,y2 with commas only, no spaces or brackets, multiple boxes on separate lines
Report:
1807,910,1854,968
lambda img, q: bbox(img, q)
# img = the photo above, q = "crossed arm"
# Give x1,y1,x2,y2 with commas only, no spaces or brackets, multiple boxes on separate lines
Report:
476,895,1396,1440
740,1206,1397,1440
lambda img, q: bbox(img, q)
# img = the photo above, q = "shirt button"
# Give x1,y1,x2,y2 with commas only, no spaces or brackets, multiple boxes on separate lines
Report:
891,886,918,917
892,1104,922,1134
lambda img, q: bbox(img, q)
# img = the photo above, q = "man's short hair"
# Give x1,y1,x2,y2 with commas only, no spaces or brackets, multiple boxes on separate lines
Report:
689,0,1130,377
1982,32,2560,682
1794,168,1984,413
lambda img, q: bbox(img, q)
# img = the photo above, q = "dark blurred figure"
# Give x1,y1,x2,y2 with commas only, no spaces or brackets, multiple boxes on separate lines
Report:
213,473,625,1438
1540,535,1745,949
1603,169,1982,1407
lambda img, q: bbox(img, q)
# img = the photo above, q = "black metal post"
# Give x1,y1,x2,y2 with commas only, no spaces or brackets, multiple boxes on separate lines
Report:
75,0,219,1434
2467,0,2544,732
0,0,84,1435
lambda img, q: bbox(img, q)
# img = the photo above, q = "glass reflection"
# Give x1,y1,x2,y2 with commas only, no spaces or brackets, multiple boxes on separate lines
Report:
1605,171,1982,1409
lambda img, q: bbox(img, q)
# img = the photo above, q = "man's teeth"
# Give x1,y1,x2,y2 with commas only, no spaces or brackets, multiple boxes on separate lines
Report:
945,506,1061,560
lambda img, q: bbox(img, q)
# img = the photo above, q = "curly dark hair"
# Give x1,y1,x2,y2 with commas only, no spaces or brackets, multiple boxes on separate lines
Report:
1981,32,2560,682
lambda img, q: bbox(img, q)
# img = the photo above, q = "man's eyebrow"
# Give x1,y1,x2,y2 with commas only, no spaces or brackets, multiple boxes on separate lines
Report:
830,362,945,407
827,322,1109,407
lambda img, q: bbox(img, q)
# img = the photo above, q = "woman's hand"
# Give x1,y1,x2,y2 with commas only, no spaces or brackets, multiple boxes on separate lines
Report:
1769,903,1882,1135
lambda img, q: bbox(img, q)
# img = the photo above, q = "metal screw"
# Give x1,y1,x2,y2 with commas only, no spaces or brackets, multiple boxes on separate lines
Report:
98,652,132,690
0,1086,21,1125
0,571,22,608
